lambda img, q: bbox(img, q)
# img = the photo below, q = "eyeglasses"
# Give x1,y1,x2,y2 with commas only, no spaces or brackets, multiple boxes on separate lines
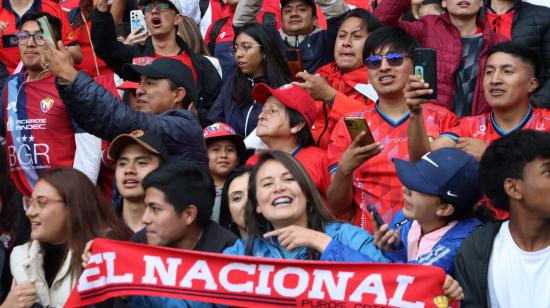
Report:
23,196,64,211
15,32,46,46
141,2,171,12
229,44,262,57
365,52,407,69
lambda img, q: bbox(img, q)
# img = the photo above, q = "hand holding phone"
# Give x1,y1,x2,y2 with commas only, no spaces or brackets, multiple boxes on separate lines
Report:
287,48,304,82
367,204,385,228
411,48,437,100
344,117,375,147
36,16,58,49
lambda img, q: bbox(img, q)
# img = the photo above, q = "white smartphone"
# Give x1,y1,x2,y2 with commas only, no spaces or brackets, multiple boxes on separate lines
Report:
130,10,147,34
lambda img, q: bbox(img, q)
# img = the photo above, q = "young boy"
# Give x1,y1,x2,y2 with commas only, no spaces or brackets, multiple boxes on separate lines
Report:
374,147,484,276
203,122,246,222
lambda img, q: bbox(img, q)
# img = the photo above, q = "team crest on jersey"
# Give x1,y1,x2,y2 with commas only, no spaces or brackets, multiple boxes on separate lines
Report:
40,97,54,113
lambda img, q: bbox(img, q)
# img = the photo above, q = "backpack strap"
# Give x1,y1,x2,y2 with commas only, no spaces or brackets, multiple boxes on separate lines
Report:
208,16,229,55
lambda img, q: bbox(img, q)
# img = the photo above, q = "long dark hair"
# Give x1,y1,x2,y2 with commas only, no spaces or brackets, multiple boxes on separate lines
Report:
230,23,290,108
37,169,131,279
0,146,17,233
244,151,334,260
219,166,253,236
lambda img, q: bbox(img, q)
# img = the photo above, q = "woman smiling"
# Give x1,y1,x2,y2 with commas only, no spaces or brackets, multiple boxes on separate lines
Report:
224,151,387,262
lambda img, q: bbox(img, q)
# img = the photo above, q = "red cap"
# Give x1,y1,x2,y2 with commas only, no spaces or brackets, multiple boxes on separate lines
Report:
252,83,317,128
203,122,243,140
117,81,139,90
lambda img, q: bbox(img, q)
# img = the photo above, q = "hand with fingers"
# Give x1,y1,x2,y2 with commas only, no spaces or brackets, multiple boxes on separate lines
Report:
456,137,487,161
96,0,109,12
81,240,94,268
373,224,400,251
442,274,464,301
1,280,37,308
403,75,434,114
295,71,337,102
0,20,8,35
264,225,332,253
337,132,383,176
41,40,77,83
124,27,148,45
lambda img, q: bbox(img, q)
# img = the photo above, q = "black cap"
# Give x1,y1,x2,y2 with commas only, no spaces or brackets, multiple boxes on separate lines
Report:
108,130,169,162
122,57,197,102
280,0,317,17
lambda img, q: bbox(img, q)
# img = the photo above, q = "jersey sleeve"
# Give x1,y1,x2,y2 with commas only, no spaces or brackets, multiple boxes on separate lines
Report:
439,120,471,141
326,117,353,174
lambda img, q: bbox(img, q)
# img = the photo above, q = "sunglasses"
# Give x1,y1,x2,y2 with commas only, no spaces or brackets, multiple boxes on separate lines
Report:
365,52,406,69
141,2,171,12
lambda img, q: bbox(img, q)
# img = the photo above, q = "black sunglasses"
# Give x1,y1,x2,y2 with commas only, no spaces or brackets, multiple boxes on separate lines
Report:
365,52,406,69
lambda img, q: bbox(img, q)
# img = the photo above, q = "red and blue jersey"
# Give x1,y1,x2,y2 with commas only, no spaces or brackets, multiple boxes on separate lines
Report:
246,146,331,198
440,105,550,142
327,103,458,233
1,73,101,196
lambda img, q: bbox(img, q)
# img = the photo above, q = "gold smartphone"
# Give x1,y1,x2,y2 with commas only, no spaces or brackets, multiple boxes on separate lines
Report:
344,116,375,147
36,16,58,49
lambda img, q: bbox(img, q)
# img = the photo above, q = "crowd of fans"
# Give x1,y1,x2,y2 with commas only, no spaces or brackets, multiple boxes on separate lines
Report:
0,0,549,306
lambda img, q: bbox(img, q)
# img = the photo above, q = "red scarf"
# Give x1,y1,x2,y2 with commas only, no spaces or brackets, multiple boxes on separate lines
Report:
316,63,370,105
67,238,451,307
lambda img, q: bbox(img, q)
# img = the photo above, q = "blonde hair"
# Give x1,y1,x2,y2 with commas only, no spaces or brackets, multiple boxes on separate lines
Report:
177,16,211,56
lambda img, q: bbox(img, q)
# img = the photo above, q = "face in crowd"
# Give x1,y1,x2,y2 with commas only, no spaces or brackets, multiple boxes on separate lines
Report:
483,52,539,110
233,32,265,78
281,0,317,36
442,0,483,18
207,139,239,185
254,159,308,229
366,45,413,99
401,186,453,225
25,180,68,245
18,20,49,72
142,0,182,38
135,76,186,114
335,16,369,72
227,171,250,232
256,97,298,140
115,143,161,201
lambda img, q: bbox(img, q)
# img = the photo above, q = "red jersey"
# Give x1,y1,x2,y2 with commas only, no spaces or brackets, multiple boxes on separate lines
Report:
0,0,78,73
246,146,331,198
441,106,550,143
1,73,101,196
327,103,458,233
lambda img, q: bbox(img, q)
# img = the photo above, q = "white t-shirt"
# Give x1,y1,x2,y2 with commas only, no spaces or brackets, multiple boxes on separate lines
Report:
488,221,550,308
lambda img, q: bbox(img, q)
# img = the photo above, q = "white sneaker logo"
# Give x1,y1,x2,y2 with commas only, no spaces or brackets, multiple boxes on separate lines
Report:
421,152,439,168
447,190,459,198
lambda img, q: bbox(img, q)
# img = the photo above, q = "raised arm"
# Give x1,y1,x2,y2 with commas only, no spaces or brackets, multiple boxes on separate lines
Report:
233,0,262,28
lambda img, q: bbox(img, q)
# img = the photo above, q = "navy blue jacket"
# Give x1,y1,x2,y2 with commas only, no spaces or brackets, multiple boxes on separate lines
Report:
207,74,262,137
56,72,208,168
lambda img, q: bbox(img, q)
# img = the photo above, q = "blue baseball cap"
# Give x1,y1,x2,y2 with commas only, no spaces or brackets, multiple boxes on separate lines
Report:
393,148,481,212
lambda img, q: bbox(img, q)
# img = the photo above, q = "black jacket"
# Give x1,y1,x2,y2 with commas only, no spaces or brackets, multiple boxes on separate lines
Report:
56,72,209,168
454,220,505,308
131,221,237,253
90,9,222,126
483,0,550,108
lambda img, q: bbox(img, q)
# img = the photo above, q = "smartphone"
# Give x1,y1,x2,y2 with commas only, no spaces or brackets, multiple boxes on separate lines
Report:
344,116,375,147
411,48,437,100
367,204,385,227
287,48,304,82
36,16,58,49
130,10,147,34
